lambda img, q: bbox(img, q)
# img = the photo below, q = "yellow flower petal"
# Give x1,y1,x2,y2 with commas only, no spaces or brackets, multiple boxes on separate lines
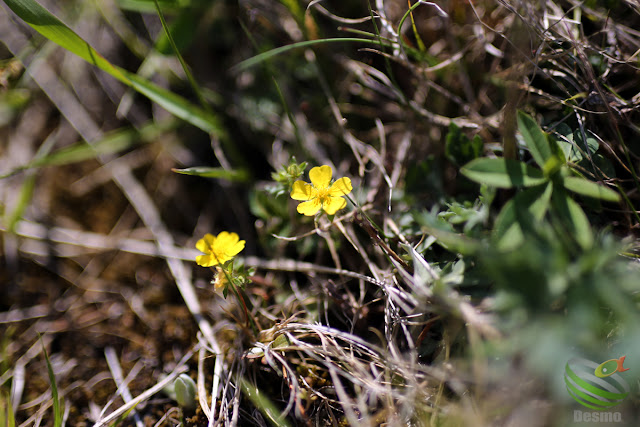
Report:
196,254,216,267
290,180,315,200
328,177,352,197
216,231,237,248
195,231,245,266
196,233,215,253
309,165,332,189
297,198,322,216
322,196,347,215
226,240,246,258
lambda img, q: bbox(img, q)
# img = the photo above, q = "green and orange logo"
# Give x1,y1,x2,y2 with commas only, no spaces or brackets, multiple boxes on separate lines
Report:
564,357,630,410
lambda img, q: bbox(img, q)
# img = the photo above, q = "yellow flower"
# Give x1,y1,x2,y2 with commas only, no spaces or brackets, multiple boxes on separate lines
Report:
195,232,245,267
290,165,352,216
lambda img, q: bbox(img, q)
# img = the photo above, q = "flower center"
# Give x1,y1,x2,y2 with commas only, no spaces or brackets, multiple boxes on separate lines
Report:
207,243,225,261
315,186,330,204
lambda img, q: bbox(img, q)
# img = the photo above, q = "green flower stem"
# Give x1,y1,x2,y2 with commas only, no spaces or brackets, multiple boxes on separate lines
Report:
216,263,259,336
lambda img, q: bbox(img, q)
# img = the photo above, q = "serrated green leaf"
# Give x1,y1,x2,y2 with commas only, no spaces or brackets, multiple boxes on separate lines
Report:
171,166,249,182
551,189,593,249
517,111,553,169
461,158,547,188
563,176,620,202
3,0,224,136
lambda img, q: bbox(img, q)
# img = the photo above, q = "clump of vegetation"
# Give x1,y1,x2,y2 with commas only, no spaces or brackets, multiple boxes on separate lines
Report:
1,0,640,425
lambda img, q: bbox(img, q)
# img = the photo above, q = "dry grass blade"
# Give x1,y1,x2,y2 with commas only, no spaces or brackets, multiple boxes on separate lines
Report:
92,361,189,427
102,348,144,427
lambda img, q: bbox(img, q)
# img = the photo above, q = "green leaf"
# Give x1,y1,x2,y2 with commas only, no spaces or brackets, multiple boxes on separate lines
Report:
551,189,593,250
460,158,547,188
555,125,599,163
517,111,554,169
494,183,553,250
3,0,224,136
412,215,481,256
173,374,197,410
563,176,620,202
172,166,249,182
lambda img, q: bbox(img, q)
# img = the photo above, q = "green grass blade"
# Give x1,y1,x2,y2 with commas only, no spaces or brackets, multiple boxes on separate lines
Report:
408,5,427,53
118,68,224,136
239,377,292,427
40,338,62,427
172,166,249,182
153,0,209,111
232,38,383,72
5,174,36,232
0,119,177,179
0,391,16,427
37,119,176,166
238,20,303,147
397,1,426,53
4,127,58,229
154,6,199,55
3,0,224,136
3,0,125,79
117,0,185,13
